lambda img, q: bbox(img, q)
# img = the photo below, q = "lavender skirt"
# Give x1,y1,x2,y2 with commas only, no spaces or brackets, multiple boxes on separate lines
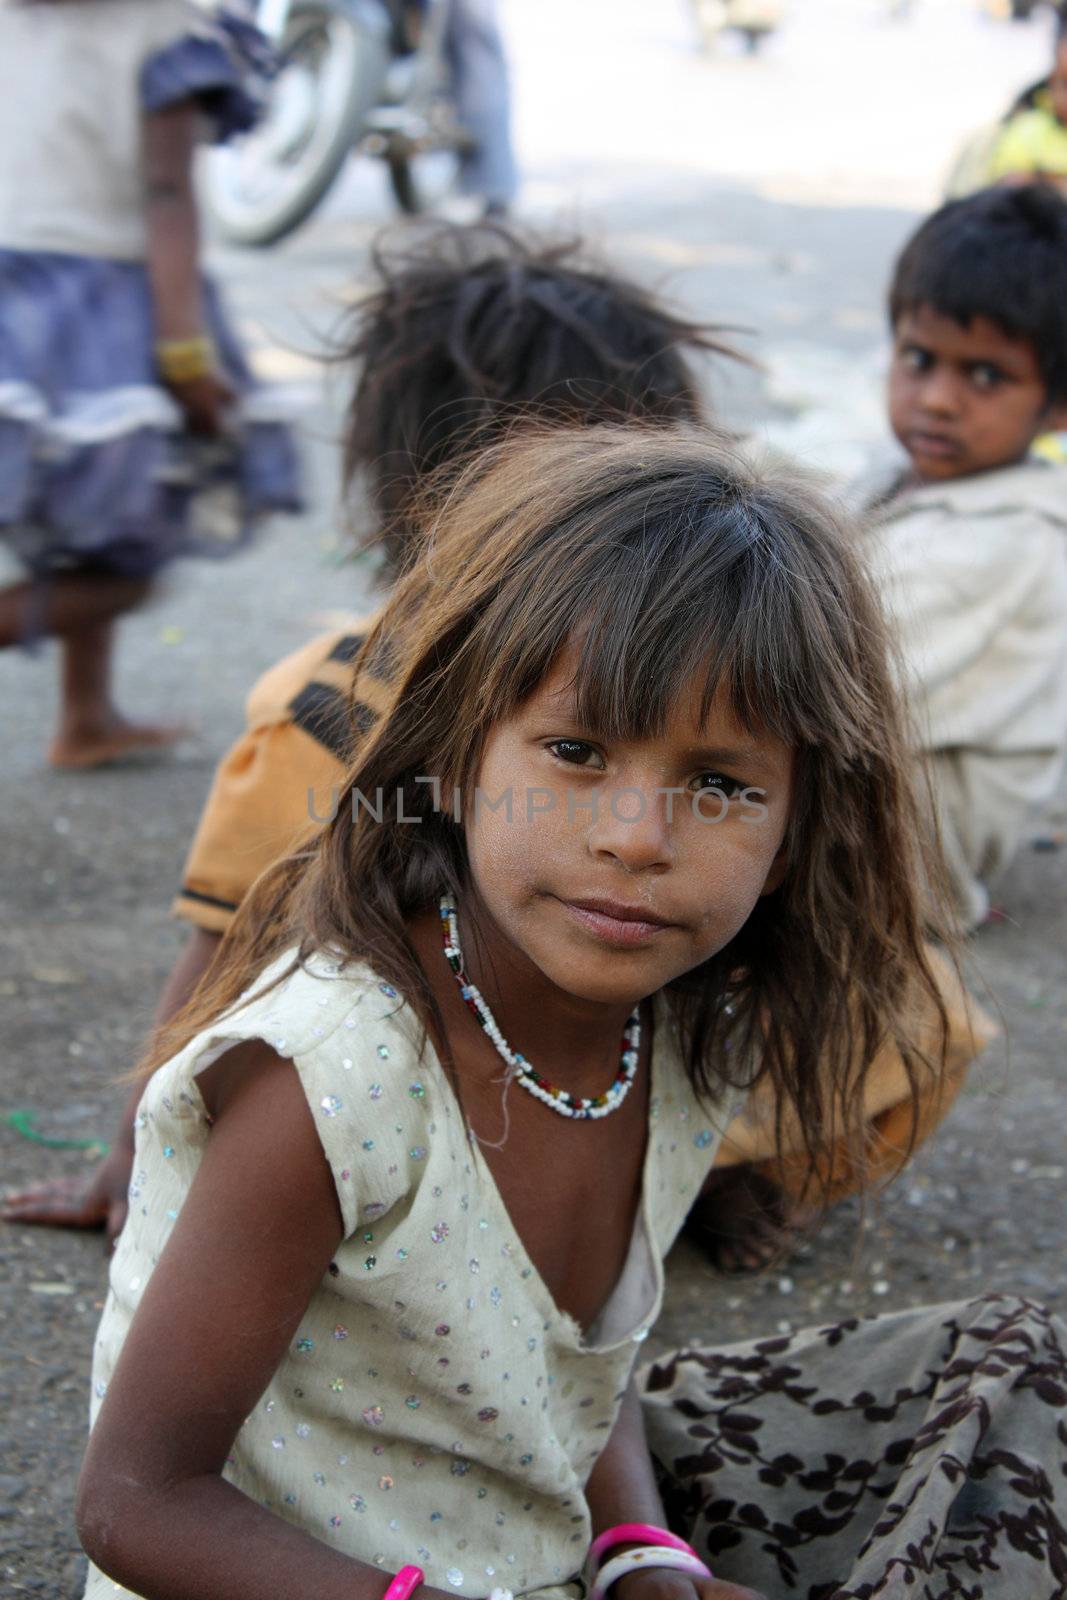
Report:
0,250,302,581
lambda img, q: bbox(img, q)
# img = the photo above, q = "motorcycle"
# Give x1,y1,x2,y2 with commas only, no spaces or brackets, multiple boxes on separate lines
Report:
204,0,469,247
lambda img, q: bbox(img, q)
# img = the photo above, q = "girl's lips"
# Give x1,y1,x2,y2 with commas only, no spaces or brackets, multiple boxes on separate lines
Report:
558,899,673,947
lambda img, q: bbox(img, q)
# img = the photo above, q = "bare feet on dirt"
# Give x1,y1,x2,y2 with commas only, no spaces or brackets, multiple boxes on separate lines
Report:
48,716,189,769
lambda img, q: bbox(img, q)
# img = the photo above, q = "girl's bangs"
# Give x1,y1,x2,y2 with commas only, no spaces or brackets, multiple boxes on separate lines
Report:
473,495,847,755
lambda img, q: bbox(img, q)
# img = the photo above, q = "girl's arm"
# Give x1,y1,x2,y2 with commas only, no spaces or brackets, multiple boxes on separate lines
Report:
142,102,233,435
76,1039,448,1600
585,1381,767,1600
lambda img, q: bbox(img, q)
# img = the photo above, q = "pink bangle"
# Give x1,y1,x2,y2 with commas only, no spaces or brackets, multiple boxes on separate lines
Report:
382,1566,424,1600
588,1524,697,1571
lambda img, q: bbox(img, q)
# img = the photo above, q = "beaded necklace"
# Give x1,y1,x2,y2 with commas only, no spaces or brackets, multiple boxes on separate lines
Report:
439,893,641,1120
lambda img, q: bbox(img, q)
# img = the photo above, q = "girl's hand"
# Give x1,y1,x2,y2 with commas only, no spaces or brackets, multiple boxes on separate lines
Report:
615,1568,769,1600
166,370,235,437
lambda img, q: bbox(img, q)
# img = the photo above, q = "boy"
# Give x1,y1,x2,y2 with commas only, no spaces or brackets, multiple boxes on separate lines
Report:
868,182,1067,932
688,185,1067,1270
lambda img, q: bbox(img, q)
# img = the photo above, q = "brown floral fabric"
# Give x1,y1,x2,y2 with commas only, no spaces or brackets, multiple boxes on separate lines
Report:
640,1295,1067,1599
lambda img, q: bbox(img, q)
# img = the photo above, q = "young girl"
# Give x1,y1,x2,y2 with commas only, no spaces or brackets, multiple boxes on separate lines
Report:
75,427,1065,1599
0,0,301,767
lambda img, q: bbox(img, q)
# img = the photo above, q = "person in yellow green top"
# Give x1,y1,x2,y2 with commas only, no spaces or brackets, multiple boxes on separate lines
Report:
947,16,1067,199
989,18,1067,190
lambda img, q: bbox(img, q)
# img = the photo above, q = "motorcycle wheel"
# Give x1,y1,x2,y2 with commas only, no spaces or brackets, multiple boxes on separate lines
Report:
202,0,388,247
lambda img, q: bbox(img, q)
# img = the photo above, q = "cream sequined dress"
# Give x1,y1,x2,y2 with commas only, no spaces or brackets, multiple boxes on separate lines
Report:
85,952,731,1599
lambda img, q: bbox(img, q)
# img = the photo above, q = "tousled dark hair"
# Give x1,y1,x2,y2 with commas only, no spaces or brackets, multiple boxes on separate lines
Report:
342,222,744,574
145,425,952,1199
888,184,1067,403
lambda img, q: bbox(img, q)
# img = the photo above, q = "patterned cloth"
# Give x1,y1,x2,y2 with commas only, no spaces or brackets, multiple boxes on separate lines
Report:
642,1294,1067,1598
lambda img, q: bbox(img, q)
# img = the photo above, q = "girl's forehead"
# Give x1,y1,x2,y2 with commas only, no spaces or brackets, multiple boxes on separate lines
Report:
531,647,789,765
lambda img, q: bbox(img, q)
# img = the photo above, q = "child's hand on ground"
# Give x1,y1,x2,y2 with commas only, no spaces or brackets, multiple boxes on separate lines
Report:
684,1166,803,1276
2,1144,133,1248
615,1567,769,1600
167,371,235,437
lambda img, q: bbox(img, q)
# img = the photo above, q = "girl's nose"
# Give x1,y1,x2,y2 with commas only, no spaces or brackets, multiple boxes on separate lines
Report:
585,784,675,873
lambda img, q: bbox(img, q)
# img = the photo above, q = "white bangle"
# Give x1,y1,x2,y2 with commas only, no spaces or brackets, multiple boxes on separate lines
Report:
589,1546,712,1600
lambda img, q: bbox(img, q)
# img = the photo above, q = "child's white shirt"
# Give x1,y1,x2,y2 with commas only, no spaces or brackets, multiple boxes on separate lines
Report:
0,0,217,260
84,950,732,1600
859,452,1067,927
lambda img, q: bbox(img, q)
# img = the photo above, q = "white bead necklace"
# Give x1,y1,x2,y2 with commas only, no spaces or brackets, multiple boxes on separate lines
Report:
439,893,641,1120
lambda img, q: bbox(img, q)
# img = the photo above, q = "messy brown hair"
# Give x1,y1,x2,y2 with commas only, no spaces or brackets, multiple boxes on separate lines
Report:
147,424,950,1187
342,221,742,576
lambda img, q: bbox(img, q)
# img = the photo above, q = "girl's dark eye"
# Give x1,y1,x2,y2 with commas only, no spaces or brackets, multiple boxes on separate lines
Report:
690,772,745,798
547,739,603,769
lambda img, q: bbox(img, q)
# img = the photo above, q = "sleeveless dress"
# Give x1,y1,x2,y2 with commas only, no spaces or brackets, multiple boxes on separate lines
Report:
82,947,1067,1598
84,950,734,1600
0,0,301,589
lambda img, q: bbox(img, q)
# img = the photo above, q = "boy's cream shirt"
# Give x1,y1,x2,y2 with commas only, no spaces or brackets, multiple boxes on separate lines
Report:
855,451,1067,929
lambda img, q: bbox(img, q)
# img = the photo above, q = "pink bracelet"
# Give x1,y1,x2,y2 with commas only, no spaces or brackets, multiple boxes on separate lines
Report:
588,1524,697,1571
382,1566,424,1600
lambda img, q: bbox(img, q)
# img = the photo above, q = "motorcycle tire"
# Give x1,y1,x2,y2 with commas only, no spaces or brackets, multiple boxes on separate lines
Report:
203,0,388,247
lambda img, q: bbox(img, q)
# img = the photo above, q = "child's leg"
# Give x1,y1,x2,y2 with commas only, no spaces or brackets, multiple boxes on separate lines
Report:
0,571,150,645
0,573,187,766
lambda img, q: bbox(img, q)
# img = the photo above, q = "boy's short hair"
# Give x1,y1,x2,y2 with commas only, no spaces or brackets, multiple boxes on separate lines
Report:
342,222,742,574
888,184,1067,405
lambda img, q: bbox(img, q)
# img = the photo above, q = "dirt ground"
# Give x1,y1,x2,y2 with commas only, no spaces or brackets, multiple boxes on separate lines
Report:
3,7,1066,1590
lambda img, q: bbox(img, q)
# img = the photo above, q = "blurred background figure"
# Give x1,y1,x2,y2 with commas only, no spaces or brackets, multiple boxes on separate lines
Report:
946,9,1067,195
442,0,518,213
689,0,785,54
0,0,301,767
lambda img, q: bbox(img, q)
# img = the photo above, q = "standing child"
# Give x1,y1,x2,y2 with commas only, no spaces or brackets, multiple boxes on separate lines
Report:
0,0,301,767
865,182,1067,930
74,427,1067,1599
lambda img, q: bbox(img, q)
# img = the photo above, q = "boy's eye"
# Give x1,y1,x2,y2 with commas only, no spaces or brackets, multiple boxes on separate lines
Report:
546,738,604,770
689,772,745,798
969,362,1004,392
899,345,932,374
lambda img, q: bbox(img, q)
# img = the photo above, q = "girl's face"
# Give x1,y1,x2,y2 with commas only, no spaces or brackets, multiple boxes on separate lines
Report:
462,646,793,1011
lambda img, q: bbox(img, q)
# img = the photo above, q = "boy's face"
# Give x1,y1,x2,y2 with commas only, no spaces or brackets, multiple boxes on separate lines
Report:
1051,40,1067,126
888,305,1064,482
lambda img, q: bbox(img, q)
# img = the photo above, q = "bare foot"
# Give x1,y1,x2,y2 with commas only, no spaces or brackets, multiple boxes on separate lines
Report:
684,1167,809,1275
48,717,190,770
